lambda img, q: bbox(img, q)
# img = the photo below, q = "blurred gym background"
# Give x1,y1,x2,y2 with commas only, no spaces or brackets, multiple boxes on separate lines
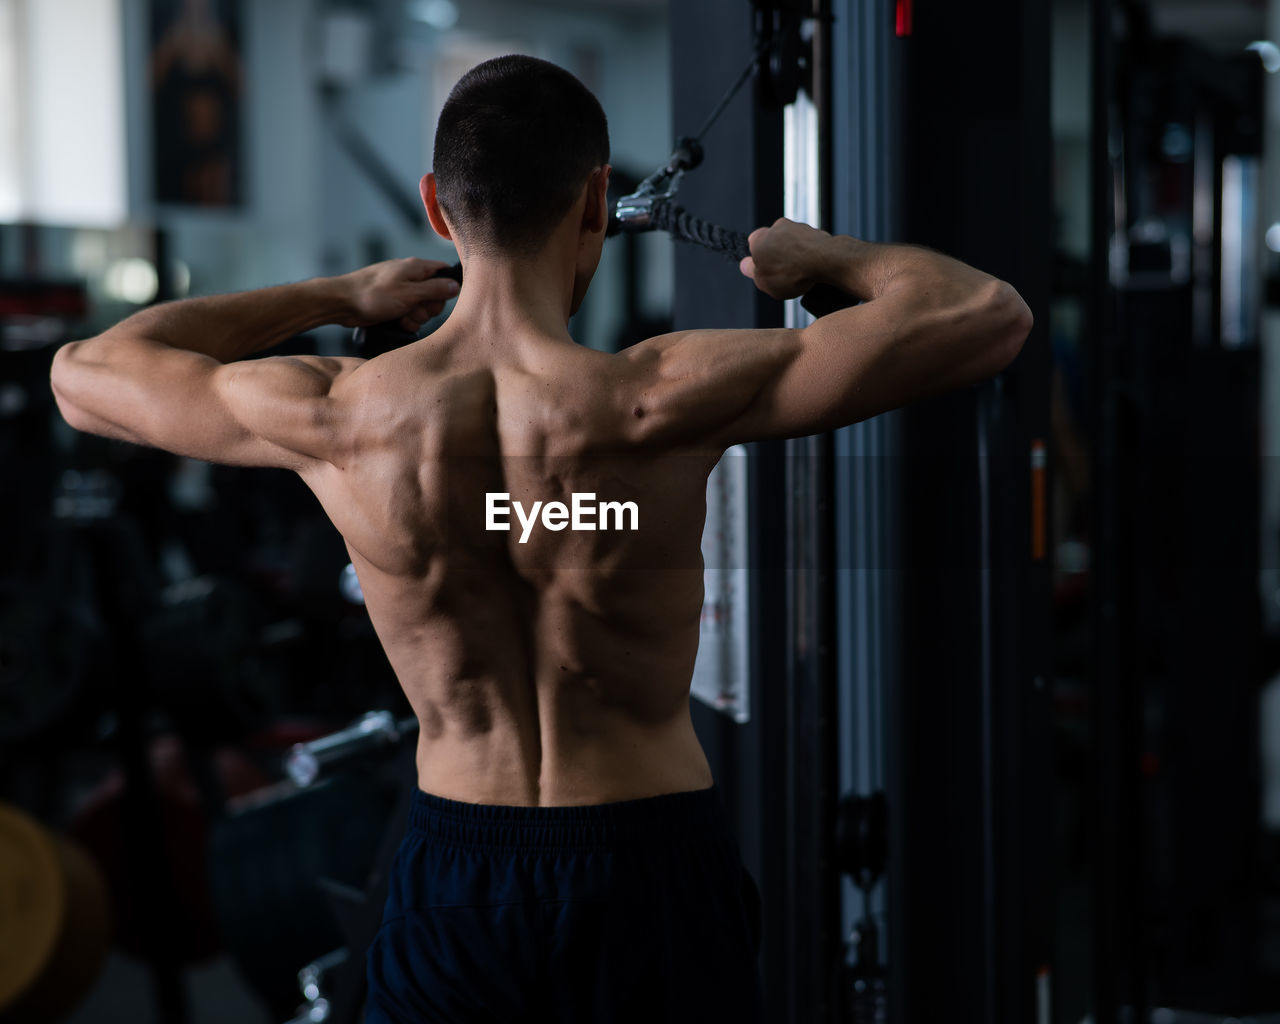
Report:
3,0,1280,1022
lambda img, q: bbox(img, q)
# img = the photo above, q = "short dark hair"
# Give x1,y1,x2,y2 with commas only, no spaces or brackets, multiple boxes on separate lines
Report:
432,55,610,257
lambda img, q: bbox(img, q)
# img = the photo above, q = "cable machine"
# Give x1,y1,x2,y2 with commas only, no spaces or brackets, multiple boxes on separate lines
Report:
668,1,1052,1021
884,0,1055,1021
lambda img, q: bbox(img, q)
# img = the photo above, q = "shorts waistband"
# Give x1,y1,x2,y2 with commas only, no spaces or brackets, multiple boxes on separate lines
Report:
406,785,730,852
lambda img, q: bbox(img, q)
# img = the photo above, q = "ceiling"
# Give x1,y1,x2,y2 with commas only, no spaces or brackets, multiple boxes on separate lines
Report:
513,0,667,11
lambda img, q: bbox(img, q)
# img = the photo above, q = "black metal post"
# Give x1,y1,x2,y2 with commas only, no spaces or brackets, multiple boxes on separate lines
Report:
892,0,1054,1018
1087,0,1143,1020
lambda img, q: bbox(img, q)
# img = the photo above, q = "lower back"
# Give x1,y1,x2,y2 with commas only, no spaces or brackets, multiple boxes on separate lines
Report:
413,705,714,806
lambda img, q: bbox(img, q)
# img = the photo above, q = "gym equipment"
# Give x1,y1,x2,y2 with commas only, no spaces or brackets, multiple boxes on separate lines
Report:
285,709,418,789
208,767,398,1019
0,803,110,1023
0,577,104,746
31,470,202,1021
611,30,852,319
143,575,280,742
319,78,426,233
68,737,268,967
210,710,419,1022
286,947,347,1024
0,471,124,747
835,791,888,1023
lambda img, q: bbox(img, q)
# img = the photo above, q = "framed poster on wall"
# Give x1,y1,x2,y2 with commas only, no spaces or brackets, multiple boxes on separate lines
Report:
150,0,243,207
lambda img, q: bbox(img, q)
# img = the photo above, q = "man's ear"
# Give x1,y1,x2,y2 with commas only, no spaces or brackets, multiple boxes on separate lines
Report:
421,173,453,241
581,165,611,236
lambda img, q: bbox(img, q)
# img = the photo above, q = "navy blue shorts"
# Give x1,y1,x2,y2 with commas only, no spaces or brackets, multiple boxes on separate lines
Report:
365,785,765,1023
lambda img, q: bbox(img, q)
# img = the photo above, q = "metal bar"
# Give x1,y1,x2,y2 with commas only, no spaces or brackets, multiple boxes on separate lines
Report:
671,2,787,1020
320,89,426,231
1088,0,1132,1019
777,8,839,1022
977,389,998,1019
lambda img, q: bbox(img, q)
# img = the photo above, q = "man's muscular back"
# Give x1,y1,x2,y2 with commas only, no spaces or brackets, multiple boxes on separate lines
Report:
51,220,1031,808
304,329,719,806
47,56,1035,1022
51,49,1032,815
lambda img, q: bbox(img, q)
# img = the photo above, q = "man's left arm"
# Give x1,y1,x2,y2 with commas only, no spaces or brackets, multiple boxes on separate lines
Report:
50,258,458,469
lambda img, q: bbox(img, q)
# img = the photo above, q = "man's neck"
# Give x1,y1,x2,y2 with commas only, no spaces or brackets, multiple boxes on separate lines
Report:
444,249,578,345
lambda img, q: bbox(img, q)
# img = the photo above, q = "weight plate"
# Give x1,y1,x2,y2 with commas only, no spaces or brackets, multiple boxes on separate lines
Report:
0,804,63,1011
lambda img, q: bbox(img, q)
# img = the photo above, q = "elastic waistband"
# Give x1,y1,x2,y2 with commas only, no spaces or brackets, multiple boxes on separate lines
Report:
406,785,730,852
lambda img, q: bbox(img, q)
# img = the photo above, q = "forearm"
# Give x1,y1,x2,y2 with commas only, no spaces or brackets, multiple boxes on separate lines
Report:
808,235,1001,304
95,276,353,362
814,234,1030,356
50,256,453,458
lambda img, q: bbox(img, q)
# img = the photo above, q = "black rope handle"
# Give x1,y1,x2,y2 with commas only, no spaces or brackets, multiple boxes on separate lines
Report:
647,201,855,319
649,201,752,260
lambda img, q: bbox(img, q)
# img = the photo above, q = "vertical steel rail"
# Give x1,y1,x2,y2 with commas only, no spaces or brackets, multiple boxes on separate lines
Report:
831,0,901,1006
780,7,840,1020
1088,0,1139,1019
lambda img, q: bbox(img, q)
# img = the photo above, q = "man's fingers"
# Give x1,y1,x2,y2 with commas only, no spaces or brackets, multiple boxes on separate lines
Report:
397,299,449,333
402,277,458,315
400,257,452,280
353,259,457,329
422,277,460,300
739,257,755,279
411,300,448,320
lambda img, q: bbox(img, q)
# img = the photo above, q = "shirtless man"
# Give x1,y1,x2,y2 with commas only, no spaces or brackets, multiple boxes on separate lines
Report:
51,55,1031,1024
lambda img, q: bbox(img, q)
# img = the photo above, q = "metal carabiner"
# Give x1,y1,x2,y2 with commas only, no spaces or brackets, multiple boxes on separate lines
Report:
613,137,704,232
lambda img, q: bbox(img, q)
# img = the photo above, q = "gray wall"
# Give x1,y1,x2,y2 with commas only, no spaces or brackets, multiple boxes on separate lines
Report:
112,0,670,351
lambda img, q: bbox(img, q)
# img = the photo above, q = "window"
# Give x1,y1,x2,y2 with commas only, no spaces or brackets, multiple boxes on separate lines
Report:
0,0,127,226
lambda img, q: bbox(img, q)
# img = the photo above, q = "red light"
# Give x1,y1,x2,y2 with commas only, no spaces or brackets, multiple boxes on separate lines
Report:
896,0,913,37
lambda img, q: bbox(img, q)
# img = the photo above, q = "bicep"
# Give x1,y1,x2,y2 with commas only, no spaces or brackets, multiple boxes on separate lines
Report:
52,338,361,468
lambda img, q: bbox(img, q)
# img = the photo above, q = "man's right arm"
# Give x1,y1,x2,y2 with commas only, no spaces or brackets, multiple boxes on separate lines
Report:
622,218,1032,448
